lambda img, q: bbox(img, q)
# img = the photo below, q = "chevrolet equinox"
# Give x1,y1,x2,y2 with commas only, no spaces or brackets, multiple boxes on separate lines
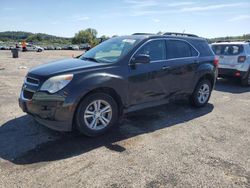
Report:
19,33,218,137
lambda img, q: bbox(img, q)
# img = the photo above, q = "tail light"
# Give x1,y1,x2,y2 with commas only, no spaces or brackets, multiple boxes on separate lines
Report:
238,56,246,63
214,57,219,67
235,72,241,77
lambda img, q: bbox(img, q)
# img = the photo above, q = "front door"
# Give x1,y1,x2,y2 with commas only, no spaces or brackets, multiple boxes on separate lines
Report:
128,39,171,106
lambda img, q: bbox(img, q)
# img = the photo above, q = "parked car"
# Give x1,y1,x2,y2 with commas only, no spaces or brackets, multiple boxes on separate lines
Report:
62,45,70,50
19,33,217,137
0,46,10,50
211,41,250,86
79,43,91,51
46,45,55,50
55,46,62,50
70,45,80,50
25,44,44,52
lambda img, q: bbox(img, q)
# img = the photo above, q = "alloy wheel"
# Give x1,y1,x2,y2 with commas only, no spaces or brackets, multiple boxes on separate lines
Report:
198,83,210,104
84,100,112,130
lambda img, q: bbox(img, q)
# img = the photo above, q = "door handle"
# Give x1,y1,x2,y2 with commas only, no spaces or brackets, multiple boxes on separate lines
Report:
162,66,170,70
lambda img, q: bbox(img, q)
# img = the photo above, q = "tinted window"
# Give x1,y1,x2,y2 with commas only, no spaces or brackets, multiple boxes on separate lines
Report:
212,45,243,55
166,40,197,59
193,40,213,56
191,46,199,56
135,40,166,61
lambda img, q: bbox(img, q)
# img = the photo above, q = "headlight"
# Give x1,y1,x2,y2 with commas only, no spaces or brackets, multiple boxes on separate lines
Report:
40,74,73,93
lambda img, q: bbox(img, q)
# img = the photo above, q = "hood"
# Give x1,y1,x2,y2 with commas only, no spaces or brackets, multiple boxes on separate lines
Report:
29,58,106,77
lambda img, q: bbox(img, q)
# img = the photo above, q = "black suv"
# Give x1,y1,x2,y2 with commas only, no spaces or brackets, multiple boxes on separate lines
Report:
19,33,217,137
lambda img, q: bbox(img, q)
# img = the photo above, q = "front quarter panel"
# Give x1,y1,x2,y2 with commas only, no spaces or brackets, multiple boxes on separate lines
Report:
65,65,129,110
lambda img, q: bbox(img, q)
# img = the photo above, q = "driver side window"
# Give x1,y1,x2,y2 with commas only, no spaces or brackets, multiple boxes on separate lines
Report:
135,40,166,62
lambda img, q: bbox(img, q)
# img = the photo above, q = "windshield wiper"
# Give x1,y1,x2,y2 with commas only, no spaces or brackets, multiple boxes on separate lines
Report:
81,57,99,63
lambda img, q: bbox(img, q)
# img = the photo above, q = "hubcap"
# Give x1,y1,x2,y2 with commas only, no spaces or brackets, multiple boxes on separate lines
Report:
84,100,112,130
198,83,210,104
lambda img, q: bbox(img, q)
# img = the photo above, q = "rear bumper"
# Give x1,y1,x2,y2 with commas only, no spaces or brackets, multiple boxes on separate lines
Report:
18,91,74,132
218,68,248,79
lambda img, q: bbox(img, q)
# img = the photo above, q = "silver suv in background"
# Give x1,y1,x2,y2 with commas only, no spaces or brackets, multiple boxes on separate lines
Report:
211,41,250,86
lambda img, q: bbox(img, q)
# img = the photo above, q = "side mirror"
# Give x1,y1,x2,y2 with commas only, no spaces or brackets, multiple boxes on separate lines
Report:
131,54,150,64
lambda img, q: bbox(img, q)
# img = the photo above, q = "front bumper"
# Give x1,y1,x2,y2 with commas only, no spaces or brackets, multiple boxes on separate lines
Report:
218,68,248,79
19,91,74,132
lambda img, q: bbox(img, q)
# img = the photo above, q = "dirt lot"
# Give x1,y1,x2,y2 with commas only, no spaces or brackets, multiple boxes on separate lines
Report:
0,50,249,188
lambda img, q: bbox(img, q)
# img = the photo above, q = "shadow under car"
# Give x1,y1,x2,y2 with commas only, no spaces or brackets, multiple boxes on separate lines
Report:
0,100,214,165
215,78,250,94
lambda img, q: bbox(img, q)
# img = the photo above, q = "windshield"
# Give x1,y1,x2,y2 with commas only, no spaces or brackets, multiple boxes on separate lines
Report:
80,37,140,63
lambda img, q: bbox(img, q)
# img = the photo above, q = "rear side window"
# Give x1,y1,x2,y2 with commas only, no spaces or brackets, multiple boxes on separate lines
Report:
135,40,166,61
193,40,213,57
212,45,243,55
166,40,198,59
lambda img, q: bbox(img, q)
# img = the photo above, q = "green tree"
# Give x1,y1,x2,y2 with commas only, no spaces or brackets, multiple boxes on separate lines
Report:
157,31,164,35
26,34,42,42
72,28,98,46
99,35,110,43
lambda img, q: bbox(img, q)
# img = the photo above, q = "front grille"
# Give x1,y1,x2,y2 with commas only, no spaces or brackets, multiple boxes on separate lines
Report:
26,77,39,85
23,90,34,100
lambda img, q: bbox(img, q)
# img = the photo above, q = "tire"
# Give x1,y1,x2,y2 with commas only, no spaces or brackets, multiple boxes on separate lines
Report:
37,49,42,52
241,70,250,87
190,79,212,107
75,93,119,137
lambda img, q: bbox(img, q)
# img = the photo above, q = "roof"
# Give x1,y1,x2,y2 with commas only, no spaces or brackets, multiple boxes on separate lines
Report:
212,41,249,45
121,33,205,42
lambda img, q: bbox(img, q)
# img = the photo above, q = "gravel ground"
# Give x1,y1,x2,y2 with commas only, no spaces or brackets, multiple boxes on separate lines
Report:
0,50,249,188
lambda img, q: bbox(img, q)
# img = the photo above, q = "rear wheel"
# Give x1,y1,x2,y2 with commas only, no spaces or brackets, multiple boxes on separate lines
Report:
241,70,250,86
75,93,119,137
190,79,212,107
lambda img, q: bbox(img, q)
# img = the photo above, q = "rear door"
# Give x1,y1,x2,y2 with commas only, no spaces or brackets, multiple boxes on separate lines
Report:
164,39,199,94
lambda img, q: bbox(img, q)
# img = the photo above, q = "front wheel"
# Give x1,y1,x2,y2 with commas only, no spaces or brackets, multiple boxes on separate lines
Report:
75,93,119,137
190,79,212,107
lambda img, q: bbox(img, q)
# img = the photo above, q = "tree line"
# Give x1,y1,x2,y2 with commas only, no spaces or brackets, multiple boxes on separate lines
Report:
0,29,111,46
0,30,249,46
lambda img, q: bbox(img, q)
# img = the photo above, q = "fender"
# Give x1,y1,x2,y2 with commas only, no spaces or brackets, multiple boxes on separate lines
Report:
192,62,216,91
66,71,129,110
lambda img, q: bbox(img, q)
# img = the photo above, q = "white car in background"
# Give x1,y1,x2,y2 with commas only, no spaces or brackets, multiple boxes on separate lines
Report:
26,44,44,52
211,41,250,86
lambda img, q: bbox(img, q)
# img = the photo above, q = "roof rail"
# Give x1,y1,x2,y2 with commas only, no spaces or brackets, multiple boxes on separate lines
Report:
163,32,198,38
132,33,155,35
215,40,231,43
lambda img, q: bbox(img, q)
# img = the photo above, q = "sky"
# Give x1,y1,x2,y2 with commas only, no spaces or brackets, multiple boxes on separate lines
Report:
1,0,250,38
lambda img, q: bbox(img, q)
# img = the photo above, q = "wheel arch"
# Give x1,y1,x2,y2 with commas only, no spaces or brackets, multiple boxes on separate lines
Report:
192,71,216,94
198,73,215,87
72,87,124,129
